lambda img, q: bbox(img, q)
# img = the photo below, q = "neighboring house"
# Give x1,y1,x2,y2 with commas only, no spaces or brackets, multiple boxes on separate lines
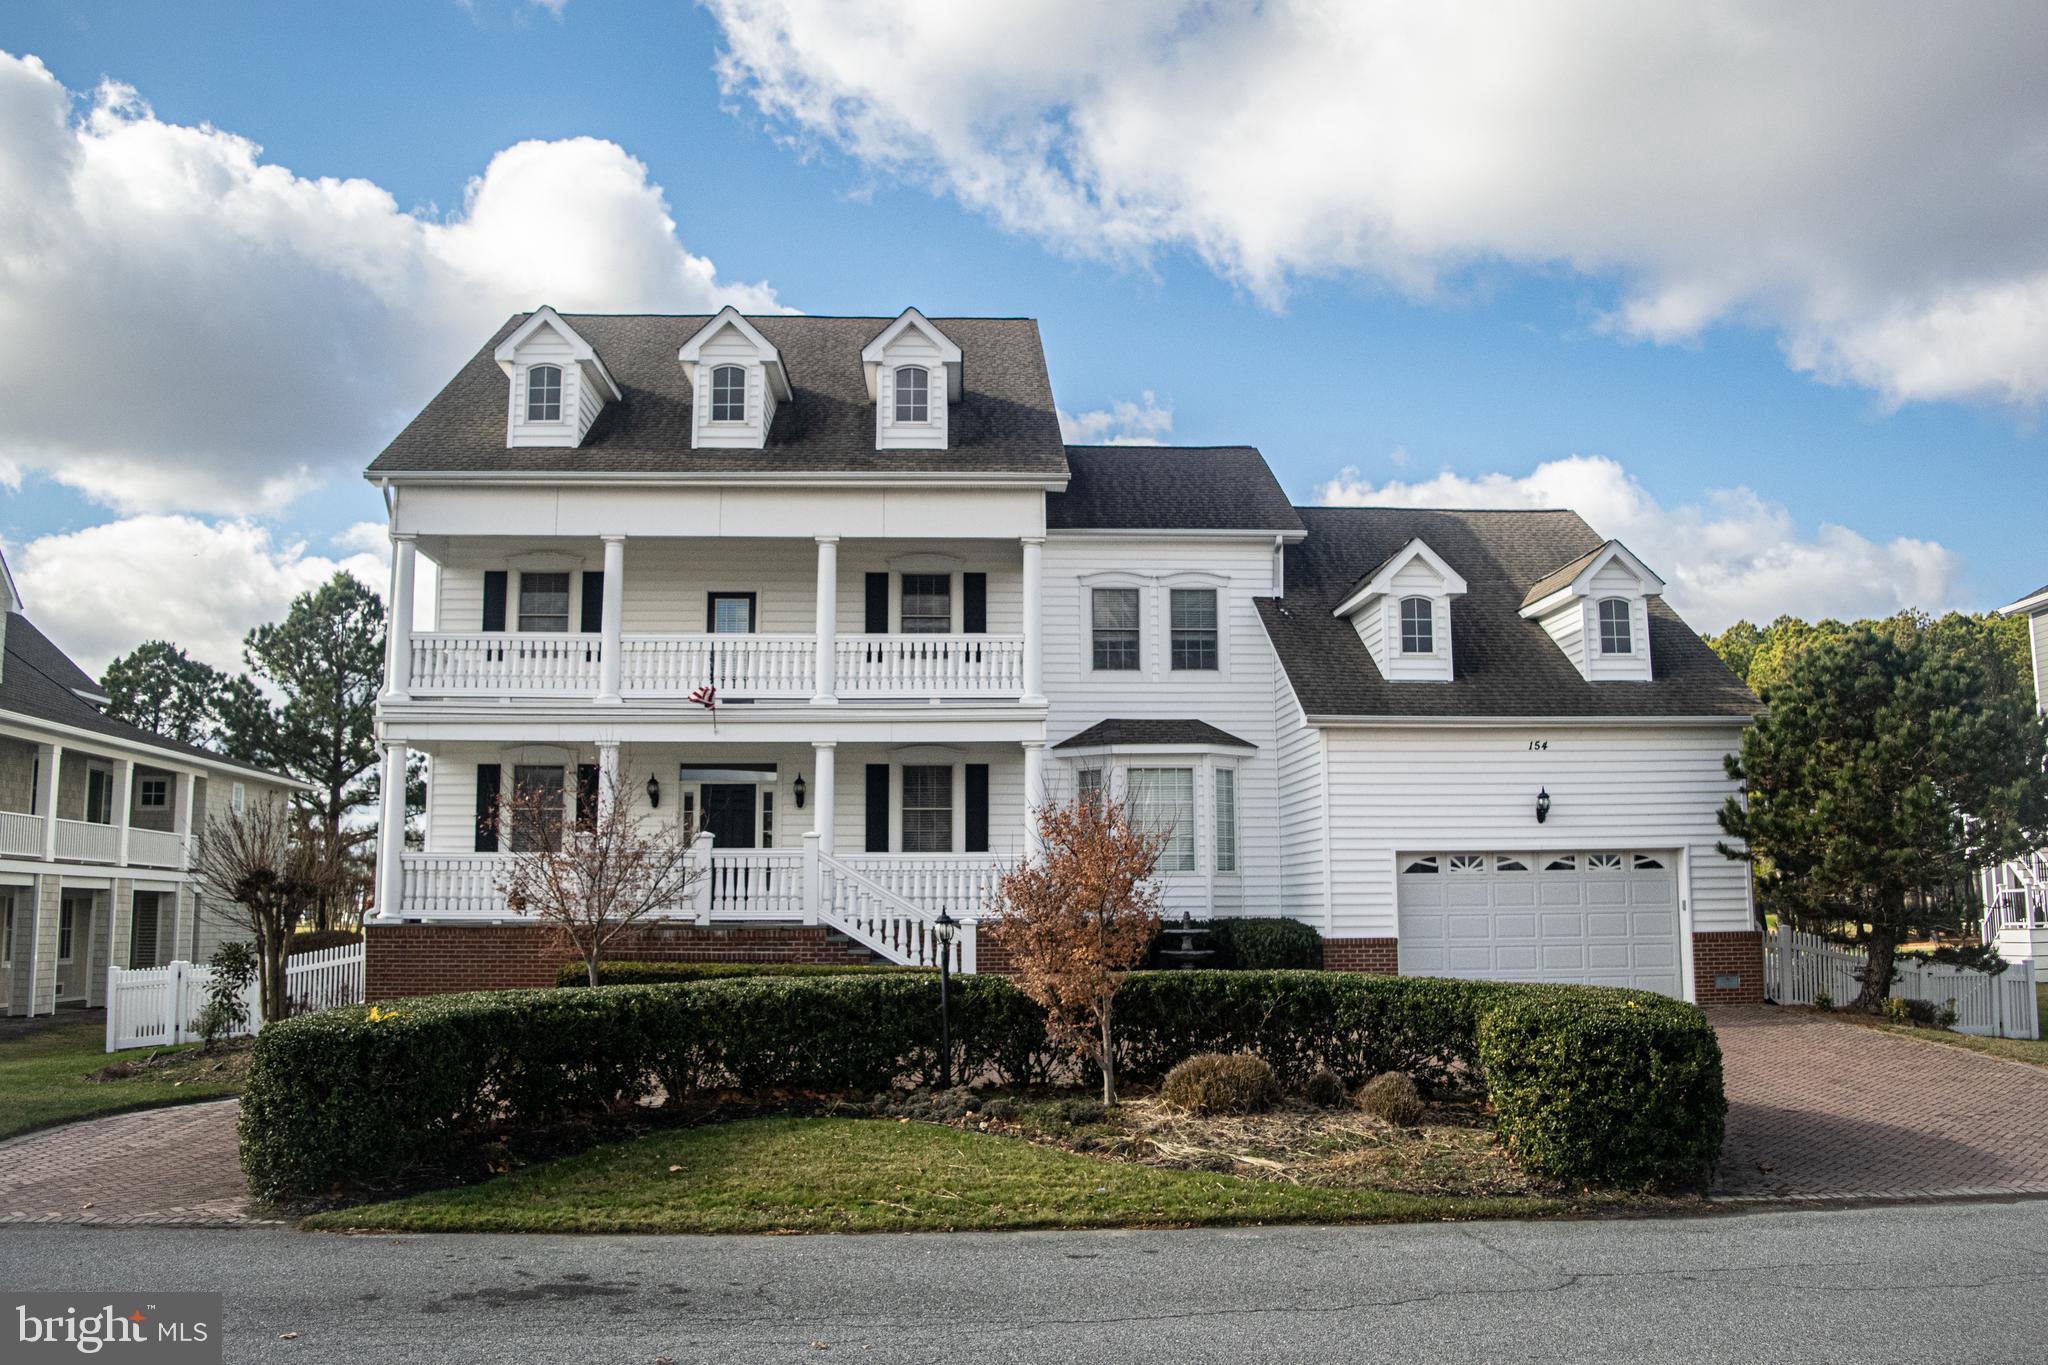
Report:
0,552,302,1016
1984,582,2048,967
365,306,1762,1004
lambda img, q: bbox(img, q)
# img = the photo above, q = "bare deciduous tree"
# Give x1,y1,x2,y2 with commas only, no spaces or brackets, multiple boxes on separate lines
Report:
193,799,350,1023
986,794,1164,1104
495,774,705,986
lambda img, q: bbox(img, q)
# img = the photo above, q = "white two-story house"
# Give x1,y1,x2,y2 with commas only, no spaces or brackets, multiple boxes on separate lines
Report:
0,551,300,1016
366,307,1762,1004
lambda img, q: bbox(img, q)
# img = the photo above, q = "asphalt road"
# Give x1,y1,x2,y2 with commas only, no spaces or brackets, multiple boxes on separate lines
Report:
3,1201,2046,1363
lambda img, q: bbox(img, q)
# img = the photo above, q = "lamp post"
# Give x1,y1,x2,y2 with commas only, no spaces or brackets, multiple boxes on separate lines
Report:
933,908,958,1090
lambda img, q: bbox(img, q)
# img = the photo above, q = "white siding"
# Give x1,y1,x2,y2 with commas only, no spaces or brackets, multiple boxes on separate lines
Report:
503,326,595,449
2030,612,2047,713
693,328,775,450
874,330,948,450
1273,660,1327,928
1319,723,1752,941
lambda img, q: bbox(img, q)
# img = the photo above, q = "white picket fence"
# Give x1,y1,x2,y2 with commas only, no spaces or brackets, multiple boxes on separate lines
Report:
1767,926,2041,1040
104,942,366,1052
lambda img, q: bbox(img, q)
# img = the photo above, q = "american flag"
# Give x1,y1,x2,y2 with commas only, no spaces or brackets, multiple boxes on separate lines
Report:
688,684,717,710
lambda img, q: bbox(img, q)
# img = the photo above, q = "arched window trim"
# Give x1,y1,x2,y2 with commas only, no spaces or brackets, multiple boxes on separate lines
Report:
1398,596,1435,655
525,364,562,422
894,365,931,423
1596,597,1633,655
710,364,748,423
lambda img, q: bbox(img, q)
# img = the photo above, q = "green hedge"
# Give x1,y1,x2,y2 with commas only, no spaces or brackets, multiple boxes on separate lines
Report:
1148,917,1325,970
241,971,1721,1202
555,960,917,987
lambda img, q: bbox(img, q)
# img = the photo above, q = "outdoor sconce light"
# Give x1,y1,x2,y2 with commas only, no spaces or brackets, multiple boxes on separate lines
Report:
793,773,807,809
1535,788,1551,824
645,776,661,809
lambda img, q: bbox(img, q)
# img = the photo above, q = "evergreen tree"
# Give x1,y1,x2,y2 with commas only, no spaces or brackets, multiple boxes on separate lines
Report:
101,641,227,746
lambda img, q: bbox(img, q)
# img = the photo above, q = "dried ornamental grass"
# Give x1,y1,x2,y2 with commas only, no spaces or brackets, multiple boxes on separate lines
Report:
1159,1052,1279,1116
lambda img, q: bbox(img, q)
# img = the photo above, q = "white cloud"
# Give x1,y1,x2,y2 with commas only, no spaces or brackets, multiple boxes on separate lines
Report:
1057,391,1173,445
709,2,2048,406
1317,455,1960,632
0,52,779,515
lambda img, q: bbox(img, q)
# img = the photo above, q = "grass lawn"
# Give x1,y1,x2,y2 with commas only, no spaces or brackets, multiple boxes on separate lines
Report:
0,1014,247,1142
305,1116,1570,1235
1844,985,2048,1069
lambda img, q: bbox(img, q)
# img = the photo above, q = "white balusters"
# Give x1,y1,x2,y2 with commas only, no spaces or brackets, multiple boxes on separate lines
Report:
834,635,1024,698
409,633,604,694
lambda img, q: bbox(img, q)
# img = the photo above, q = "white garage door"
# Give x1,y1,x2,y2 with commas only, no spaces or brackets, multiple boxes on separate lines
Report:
1397,851,1682,997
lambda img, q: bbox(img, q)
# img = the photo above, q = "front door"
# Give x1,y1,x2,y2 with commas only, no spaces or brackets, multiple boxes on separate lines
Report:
701,784,757,850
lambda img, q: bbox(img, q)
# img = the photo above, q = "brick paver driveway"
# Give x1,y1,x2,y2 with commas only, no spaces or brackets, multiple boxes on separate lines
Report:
0,1100,268,1226
1714,1008,2048,1200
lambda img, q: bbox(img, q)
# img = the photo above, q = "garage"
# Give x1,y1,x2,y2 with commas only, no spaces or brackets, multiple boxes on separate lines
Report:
1397,850,1683,997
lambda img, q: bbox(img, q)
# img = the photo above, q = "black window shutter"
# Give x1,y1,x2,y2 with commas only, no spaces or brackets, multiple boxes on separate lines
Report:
474,764,502,853
965,764,989,853
580,571,604,633
864,573,889,633
864,764,890,852
963,573,987,633
576,763,600,829
481,571,508,631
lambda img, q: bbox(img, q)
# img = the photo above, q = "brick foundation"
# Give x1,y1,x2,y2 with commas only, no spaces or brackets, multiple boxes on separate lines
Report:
365,922,878,1000
1692,930,1766,1006
1322,937,1400,974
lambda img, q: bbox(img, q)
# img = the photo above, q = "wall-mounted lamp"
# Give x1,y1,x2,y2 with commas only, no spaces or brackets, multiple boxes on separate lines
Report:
645,776,662,809
1535,787,1551,824
793,774,807,809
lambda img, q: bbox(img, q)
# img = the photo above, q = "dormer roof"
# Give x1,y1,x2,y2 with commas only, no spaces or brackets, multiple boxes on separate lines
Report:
1332,538,1469,618
1518,540,1665,615
492,305,622,401
861,308,963,401
677,306,793,401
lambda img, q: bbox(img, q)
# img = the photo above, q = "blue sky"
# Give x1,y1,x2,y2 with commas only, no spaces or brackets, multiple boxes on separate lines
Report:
2,1,2043,670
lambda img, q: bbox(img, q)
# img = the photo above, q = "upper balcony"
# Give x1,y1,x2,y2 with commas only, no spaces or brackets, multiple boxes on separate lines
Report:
383,533,1047,708
0,731,197,872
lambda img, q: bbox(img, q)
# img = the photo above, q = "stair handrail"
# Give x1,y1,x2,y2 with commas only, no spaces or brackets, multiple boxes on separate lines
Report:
805,833,978,970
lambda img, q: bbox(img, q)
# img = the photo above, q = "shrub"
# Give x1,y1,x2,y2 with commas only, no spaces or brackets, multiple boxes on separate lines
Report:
1213,918,1325,970
1813,989,1834,1011
1476,991,1724,1189
1301,1067,1348,1107
195,941,257,1048
556,960,913,988
1880,996,1910,1025
290,929,363,956
1356,1071,1423,1127
1159,1053,1278,1115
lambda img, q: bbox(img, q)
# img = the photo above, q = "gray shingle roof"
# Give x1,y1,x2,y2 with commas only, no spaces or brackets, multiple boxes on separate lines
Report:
1260,507,1758,720
1047,446,1303,532
1518,544,1608,609
2,615,295,779
367,313,1069,479
1052,719,1257,750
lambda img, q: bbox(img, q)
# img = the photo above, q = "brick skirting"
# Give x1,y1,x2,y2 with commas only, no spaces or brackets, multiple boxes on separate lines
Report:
364,922,876,1000
1322,937,1399,973
1692,930,1766,1006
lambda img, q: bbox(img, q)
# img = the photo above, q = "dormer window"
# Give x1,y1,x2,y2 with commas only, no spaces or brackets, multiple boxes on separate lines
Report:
525,365,562,422
710,364,747,423
1598,598,1633,655
1399,597,1434,654
894,366,930,423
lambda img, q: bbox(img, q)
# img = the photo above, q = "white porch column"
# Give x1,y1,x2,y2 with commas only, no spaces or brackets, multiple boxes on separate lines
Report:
36,743,60,861
375,740,406,920
597,534,626,703
811,740,836,855
595,740,620,821
384,534,417,700
812,535,839,704
113,758,134,866
1022,739,1046,859
175,771,196,869
1020,536,1045,705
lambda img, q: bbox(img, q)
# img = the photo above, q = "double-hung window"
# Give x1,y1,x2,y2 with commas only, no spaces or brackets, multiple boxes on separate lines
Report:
1170,589,1218,670
1077,766,1104,813
1128,767,1195,872
1091,588,1141,671
1598,598,1633,655
525,365,562,422
901,765,953,853
1399,597,1434,654
1213,767,1237,873
710,365,747,422
894,366,929,422
518,573,571,633
901,575,952,633
509,765,564,853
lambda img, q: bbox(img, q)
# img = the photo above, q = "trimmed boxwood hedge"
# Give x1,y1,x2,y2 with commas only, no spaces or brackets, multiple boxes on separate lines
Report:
555,960,917,987
240,971,1723,1203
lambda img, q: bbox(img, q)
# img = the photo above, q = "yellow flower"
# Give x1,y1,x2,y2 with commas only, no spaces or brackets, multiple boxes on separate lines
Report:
366,1005,406,1023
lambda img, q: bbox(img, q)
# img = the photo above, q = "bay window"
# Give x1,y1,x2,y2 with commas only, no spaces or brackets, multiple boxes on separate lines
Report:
1128,767,1195,872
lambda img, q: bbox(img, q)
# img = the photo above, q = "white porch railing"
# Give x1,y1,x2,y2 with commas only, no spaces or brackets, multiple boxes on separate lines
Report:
105,943,366,1052
620,635,815,698
1984,849,2048,932
127,827,185,869
1766,925,2041,1040
397,854,510,918
841,854,1002,919
54,818,118,864
409,632,604,694
815,841,976,971
0,810,40,858
836,634,1024,698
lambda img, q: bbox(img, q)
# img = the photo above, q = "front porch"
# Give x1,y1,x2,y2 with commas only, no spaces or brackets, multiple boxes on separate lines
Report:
1985,849,2048,969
